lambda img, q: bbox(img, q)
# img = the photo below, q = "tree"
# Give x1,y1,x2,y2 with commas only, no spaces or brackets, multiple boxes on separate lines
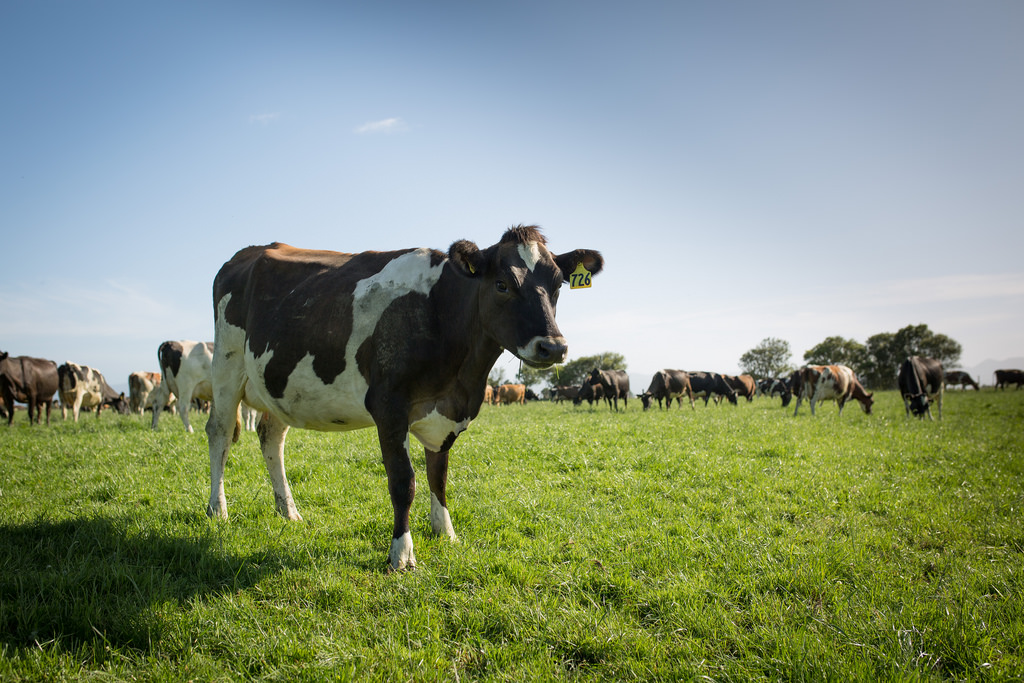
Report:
539,352,627,389
738,337,793,379
803,336,868,376
863,324,962,389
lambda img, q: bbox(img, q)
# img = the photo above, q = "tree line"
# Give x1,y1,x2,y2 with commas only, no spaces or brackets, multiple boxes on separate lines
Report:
739,323,962,389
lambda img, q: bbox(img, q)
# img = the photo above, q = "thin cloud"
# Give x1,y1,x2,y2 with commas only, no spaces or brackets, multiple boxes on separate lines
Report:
354,117,409,134
249,112,281,125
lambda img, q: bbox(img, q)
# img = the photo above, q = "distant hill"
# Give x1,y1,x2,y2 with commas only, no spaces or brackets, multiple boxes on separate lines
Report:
960,358,1024,387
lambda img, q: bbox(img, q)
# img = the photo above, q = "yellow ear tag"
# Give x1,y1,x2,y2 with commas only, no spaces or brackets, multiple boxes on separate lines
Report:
467,261,476,275
569,262,592,289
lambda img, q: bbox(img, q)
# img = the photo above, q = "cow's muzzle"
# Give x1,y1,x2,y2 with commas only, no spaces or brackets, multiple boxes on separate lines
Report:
518,336,568,368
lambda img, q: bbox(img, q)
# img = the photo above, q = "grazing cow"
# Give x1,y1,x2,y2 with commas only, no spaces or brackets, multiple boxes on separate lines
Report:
688,371,737,406
723,374,756,402
899,356,944,420
57,362,128,421
152,340,215,433
550,385,579,403
574,380,604,406
587,369,630,411
496,383,526,405
944,370,979,391
640,369,694,410
482,384,494,405
0,351,59,426
994,369,1024,390
204,226,602,570
128,371,162,415
792,364,874,417
759,377,792,406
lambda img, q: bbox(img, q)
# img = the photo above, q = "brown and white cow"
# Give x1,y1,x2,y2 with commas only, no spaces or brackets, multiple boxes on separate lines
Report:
57,362,128,421
723,374,756,402
204,226,602,570
496,383,526,405
587,369,630,411
128,371,162,415
994,369,1024,390
792,364,873,417
151,340,215,433
944,370,979,391
899,356,944,420
640,369,694,410
0,351,59,426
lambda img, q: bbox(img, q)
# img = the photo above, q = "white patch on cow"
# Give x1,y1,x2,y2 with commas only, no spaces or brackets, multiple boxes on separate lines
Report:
410,408,469,452
517,241,543,272
430,492,457,540
389,531,416,571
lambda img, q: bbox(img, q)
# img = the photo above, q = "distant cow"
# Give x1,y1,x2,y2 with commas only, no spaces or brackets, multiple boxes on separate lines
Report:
899,356,944,420
688,371,737,406
574,380,605,406
944,370,979,391
792,364,873,417
152,340,215,433
128,371,162,414
0,351,59,426
723,374,756,402
994,369,1024,390
587,369,630,411
640,369,693,410
497,383,526,405
203,226,602,571
482,384,494,405
57,362,128,421
550,385,579,403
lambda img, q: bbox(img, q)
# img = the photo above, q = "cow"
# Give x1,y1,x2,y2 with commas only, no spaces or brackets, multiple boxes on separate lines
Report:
944,370,979,391
994,369,1024,390
793,364,874,417
550,385,579,403
688,371,737,406
128,371,162,415
640,369,693,410
482,384,494,405
759,377,792,405
57,362,128,421
152,340,215,433
587,369,630,411
0,351,59,426
496,383,526,405
723,374,756,402
574,380,604,406
203,226,603,571
899,356,944,420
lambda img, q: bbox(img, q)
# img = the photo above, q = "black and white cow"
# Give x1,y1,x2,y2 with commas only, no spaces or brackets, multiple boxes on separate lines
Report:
57,362,128,421
898,356,944,420
204,226,603,570
152,340,215,433
640,369,693,410
688,371,737,406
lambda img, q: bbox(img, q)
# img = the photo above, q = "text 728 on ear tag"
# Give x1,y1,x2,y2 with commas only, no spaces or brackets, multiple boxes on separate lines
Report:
569,262,592,289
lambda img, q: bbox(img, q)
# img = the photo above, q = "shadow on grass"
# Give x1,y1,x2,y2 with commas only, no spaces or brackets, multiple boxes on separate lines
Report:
0,515,282,653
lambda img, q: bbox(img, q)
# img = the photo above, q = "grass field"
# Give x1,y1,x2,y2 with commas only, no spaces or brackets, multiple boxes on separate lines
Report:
1,389,1022,680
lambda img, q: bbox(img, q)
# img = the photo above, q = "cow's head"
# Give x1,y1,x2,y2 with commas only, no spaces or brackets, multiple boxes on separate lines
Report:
639,391,653,410
449,226,603,368
905,393,929,416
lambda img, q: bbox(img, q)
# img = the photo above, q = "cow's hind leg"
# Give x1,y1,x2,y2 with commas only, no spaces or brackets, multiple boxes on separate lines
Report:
205,398,235,519
257,413,301,520
425,448,457,542
177,381,195,433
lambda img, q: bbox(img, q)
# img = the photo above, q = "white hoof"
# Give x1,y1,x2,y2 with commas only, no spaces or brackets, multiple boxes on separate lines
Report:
389,532,416,571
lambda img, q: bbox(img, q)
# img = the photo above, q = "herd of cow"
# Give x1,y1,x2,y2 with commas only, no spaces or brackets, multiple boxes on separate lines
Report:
3,227,1024,571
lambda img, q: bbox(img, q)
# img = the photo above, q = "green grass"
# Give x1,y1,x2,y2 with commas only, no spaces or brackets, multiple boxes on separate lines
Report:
1,389,1022,680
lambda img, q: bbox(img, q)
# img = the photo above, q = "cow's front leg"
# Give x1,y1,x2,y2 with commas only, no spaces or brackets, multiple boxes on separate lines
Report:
257,413,301,520
425,448,457,541
378,426,416,571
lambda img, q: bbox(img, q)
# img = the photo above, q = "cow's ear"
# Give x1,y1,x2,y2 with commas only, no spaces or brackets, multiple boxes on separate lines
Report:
448,239,485,278
555,249,604,281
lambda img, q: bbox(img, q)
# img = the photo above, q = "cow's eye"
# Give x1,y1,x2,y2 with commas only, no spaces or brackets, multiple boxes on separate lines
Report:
495,280,508,294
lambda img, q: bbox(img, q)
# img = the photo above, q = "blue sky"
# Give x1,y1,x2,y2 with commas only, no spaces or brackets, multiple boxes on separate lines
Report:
3,1,1023,394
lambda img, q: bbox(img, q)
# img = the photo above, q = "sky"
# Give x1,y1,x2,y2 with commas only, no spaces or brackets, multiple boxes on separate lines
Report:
3,1,1023,395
